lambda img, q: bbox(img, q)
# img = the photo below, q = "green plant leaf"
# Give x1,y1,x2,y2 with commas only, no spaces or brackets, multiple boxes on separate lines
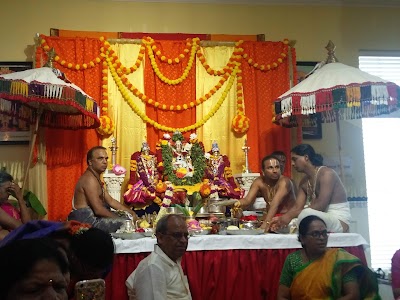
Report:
175,204,190,216
193,201,204,215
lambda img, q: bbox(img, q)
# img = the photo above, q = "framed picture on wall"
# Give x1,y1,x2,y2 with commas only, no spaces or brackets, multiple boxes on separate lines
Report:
296,61,322,140
302,113,322,139
0,62,33,145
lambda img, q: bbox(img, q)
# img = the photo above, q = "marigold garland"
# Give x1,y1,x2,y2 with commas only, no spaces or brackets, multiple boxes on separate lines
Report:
96,115,114,136
144,37,200,85
242,38,289,72
106,54,239,132
39,35,104,70
145,37,193,65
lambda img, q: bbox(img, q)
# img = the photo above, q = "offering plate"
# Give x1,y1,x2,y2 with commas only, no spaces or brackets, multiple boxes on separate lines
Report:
226,229,264,235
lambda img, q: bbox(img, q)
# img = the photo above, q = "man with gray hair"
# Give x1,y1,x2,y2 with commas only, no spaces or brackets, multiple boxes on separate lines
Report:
126,214,192,300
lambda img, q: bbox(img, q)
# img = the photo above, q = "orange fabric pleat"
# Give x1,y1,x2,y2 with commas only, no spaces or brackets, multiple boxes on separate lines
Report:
144,40,196,149
36,36,102,221
242,41,294,175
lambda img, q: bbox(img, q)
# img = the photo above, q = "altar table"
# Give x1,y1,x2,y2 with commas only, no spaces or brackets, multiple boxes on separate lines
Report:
105,233,368,300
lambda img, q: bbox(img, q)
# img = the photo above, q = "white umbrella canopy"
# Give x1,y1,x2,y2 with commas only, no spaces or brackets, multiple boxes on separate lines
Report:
0,66,100,188
273,41,399,177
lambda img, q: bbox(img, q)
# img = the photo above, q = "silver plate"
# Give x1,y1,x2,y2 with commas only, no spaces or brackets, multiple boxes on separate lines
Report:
226,229,264,235
111,232,146,240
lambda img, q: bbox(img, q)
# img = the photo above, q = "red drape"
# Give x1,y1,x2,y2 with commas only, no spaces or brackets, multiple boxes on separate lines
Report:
36,36,102,220
105,246,366,300
144,40,196,149
242,41,295,175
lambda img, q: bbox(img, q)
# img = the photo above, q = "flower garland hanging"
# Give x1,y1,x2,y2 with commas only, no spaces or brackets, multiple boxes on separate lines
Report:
39,35,104,70
231,61,250,134
242,38,289,72
106,53,239,132
144,37,200,85
102,39,146,75
196,40,244,76
105,47,234,111
145,37,194,65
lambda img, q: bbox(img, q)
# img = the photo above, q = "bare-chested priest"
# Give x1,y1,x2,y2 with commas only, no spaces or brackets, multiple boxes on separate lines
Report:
270,144,351,233
233,155,296,233
68,146,138,233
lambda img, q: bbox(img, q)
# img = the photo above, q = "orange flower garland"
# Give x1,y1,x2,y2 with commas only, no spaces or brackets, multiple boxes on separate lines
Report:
96,115,114,136
39,35,104,70
145,37,193,65
231,60,250,134
242,38,289,72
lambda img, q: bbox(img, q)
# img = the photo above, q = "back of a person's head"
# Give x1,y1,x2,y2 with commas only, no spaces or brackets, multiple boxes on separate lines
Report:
69,227,115,272
291,144,323,166
0,171,13,184
0,238,69,299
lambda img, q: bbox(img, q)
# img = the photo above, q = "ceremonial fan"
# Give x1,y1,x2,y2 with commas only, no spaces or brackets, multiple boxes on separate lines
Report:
273,41,399,177
0,54,100,189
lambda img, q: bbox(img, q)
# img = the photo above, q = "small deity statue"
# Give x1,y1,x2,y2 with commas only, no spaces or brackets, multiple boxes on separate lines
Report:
205,141,243,199
124,142,159,208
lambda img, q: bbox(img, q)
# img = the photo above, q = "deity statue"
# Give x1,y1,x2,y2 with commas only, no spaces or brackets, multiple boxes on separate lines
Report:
158,132,205,186
124,142,159,208
205,141,243,199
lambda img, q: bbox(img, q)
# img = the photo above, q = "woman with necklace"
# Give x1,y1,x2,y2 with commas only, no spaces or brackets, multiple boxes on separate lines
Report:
278,215,379,299
271,144,351,233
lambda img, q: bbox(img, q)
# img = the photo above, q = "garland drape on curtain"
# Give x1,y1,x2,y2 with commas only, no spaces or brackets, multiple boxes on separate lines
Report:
144,40,197,149
196,46,246,172
36,36,102,220
102,43,147,196
242,41,294,175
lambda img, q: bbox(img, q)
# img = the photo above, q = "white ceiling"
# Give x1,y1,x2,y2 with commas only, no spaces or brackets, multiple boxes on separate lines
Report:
111,0,400,7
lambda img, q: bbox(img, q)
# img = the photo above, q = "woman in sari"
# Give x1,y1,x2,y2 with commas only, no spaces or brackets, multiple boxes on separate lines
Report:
0,171,31,239
278,215,380,300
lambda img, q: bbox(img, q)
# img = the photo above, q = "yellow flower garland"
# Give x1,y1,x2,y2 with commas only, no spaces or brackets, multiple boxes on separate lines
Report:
39,35,104,70
104,49,235,111
242,39,289,72
107,54,239,132
145,36,193,65
144,37,200,85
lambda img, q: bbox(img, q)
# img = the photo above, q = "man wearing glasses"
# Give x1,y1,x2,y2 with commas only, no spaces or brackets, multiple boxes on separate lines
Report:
126,214,192,300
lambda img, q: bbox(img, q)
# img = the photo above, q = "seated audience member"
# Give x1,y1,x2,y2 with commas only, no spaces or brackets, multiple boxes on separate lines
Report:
392,249,400,299
271,144,351,233
0,220,115,298
0,237,70,300
233,155,296,232
0,171,31,239
126,214,192,300
278,215,380,300
68,146,138,233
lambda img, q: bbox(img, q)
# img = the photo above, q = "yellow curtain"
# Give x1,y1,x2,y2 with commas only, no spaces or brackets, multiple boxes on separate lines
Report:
102,43,147,192
196,46,246,174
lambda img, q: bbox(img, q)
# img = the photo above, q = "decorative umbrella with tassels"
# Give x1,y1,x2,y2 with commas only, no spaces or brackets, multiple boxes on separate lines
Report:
0,65,100,189
273,41,399,178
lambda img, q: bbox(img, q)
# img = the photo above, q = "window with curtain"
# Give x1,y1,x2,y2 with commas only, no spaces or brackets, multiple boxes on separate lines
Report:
359,52,400,271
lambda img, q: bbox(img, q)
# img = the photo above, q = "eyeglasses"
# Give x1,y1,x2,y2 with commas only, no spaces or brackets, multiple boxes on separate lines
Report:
305,230,329,238
162,232,190,240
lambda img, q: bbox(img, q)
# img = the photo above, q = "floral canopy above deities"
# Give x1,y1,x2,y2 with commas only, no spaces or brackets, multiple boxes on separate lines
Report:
37,35,290,135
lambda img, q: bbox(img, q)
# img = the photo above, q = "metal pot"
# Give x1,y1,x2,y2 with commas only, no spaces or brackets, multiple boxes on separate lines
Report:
240,220,260,229
164,207,183,215
207,198,226,214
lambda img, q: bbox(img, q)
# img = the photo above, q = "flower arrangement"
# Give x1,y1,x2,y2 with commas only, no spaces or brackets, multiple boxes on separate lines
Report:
96,115,114,136
69,223,91,235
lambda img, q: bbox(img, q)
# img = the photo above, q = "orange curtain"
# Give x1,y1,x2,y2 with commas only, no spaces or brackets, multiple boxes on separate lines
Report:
242,41,294,175
36,36,102,220
144,40,196,148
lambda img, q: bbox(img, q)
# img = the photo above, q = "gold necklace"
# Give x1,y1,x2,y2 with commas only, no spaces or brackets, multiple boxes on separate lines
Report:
306,166,323,205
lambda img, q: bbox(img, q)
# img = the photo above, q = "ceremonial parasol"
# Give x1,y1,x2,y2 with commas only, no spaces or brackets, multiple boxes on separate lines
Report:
0,63,100,188
273,41,399,177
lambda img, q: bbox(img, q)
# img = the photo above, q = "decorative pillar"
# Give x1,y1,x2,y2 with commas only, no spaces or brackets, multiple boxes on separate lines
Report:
103,136,125,202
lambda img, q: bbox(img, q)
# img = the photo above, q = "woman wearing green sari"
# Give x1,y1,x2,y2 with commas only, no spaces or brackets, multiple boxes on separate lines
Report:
278,215,380,300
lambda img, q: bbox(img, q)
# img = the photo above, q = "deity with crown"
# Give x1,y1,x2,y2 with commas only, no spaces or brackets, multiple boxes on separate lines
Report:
124,141,159,208
158,131,205,186
204,141,243,199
